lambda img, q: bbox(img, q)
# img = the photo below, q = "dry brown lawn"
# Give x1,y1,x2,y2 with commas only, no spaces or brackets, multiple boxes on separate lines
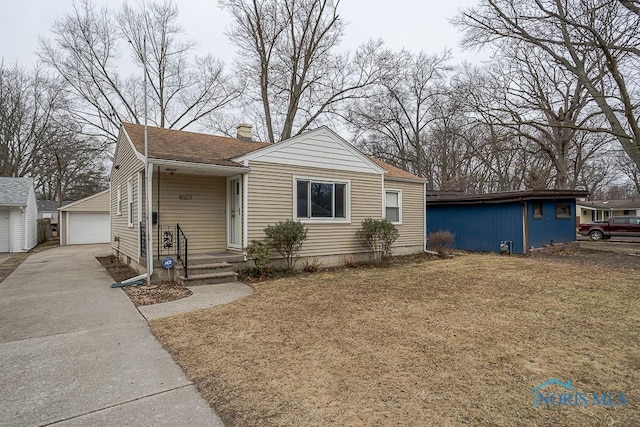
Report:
150,254,639,426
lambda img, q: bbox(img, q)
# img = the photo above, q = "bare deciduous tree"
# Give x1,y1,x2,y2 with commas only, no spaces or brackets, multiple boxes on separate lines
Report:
347,49,452,185
454,0,640,170
0,62,108,203
39,0,240,142
223,0,383,143
0,63,65,177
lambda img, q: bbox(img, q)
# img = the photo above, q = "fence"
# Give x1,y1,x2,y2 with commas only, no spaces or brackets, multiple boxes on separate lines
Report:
37,219,51,244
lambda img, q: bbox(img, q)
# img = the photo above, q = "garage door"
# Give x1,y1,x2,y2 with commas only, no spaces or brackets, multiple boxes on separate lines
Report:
0,209,9,252
68,212,110,244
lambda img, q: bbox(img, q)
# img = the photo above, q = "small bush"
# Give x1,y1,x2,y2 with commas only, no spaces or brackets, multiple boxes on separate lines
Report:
427,230,455,256
264,220,308,272
356,218,399,264
341,255,358,268
246,240,271,272
302,257,322,273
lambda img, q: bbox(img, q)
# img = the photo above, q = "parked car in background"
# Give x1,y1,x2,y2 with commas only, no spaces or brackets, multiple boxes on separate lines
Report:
578,216,640,240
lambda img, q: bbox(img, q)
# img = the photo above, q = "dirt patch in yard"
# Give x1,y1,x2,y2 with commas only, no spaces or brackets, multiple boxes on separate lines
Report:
150,254,639,426
529,243,640,271
96,255,191,306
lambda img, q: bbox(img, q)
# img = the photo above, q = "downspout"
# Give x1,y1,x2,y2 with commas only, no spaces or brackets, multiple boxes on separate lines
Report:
243,160,249,261
522,201,529,254
157,165,160,261
7,207,11,253
423,182,427,253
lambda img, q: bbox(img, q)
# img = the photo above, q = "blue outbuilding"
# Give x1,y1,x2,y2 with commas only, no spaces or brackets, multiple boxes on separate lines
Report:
426,190,589,254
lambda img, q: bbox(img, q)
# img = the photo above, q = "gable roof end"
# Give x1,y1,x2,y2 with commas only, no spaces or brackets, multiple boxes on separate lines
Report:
233,126,386,174
0,177,33,206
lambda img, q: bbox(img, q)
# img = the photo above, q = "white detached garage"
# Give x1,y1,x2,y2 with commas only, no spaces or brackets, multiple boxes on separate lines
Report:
59,189,110,245
0,177,38,253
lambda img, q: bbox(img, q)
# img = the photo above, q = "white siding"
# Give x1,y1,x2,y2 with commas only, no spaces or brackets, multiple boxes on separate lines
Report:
246,128,381,174
24,185,37,251
0,208,9,252
9,207,23,252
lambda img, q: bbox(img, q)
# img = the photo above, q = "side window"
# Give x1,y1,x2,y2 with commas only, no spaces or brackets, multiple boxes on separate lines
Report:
385,190,402,224
116,186,122,216
533,202,543,219
555,203,571,219
127,178,133,227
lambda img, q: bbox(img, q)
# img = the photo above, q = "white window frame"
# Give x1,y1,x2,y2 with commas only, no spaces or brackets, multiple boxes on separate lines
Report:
116,185,122,216
293,176,351,224
127,178,133,227
384,189,402,225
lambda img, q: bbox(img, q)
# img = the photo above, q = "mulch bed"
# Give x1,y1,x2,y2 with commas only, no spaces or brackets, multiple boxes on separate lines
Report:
95,255,191,306
121,281,192,306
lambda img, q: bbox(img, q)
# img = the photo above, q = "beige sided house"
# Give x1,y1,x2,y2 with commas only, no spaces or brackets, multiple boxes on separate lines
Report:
110,123,425,283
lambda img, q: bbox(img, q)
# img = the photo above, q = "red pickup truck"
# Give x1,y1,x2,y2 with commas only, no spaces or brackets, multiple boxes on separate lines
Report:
578,216,640,240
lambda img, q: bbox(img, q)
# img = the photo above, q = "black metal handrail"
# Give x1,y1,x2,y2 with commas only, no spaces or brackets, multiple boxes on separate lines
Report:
139,221,146,257
176,223,188,278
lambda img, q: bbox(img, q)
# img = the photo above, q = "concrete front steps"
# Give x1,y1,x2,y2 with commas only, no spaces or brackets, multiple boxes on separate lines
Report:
175,252,244,286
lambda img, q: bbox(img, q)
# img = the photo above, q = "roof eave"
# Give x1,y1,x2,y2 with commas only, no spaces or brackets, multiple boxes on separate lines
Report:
150,158,250,174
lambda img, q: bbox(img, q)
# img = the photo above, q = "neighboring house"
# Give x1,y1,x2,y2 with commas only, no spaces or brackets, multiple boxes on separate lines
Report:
110,123,425,277
59,189,110,245
0,177,38,253
577,199,640,223
426,190,588,254
37,200,60,238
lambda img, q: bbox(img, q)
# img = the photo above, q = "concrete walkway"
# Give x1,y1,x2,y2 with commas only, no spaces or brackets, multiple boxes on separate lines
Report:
0,244,224,427
139,281,254,321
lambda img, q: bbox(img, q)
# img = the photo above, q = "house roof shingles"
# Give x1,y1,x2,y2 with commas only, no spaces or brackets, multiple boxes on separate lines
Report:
122,123,421,180
123,123,269,167
0,177,33,206
578,199,640,210
368,157,424,181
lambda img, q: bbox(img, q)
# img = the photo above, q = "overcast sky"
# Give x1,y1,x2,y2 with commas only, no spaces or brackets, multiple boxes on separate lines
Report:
0,0,483,68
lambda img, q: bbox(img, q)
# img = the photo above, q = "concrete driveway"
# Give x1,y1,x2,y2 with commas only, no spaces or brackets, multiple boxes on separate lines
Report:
0,244,223,426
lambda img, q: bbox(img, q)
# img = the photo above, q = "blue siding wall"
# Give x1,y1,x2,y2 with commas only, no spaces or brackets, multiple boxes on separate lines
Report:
527,199,577,249
426,203,525,254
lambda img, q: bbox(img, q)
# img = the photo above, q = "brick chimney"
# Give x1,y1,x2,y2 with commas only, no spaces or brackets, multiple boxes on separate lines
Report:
236,123,253,142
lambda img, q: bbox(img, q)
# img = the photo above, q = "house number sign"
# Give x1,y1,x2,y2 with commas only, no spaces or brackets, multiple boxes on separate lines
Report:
178,194,193,200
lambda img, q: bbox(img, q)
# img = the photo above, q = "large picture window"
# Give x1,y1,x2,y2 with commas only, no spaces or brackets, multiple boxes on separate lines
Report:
296,178,348,220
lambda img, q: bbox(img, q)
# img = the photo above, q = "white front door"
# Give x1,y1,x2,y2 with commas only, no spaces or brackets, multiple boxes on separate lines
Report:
228,177,242,248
